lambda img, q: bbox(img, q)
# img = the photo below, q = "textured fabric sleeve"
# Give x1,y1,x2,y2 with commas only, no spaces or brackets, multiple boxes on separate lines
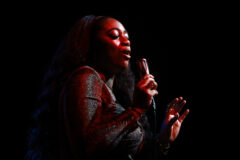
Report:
61,67,145,158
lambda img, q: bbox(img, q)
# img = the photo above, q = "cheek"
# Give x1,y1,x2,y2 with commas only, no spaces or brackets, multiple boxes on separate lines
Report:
107,40,120,52
96,38,129,69
101,40,129,68
101,40,120,58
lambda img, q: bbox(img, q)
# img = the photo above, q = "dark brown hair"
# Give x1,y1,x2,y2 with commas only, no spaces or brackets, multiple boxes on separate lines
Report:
25,15,136,160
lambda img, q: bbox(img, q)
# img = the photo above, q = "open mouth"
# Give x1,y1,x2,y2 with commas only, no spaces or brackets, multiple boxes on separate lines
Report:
120,51,131,59
121,50,130,55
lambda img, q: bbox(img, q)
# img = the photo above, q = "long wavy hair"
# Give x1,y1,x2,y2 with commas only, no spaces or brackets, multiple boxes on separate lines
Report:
25,15,137,160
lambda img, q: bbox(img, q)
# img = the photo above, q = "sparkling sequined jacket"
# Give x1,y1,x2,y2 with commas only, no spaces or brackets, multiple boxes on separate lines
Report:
58,66,149,160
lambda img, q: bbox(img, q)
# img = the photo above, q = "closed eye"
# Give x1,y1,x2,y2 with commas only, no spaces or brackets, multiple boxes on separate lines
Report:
109,34,119,39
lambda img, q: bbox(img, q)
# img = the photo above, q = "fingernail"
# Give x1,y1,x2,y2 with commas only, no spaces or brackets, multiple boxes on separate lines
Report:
175,113,180,117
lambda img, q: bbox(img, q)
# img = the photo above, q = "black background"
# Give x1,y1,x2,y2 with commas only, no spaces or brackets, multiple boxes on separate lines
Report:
3,3,235,160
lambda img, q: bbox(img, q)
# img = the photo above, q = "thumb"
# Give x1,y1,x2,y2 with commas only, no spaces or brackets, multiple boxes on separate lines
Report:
167,113,179,128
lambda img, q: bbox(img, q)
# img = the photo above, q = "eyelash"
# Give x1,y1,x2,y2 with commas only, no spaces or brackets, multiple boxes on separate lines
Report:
109,34,129,40
109,35,119,39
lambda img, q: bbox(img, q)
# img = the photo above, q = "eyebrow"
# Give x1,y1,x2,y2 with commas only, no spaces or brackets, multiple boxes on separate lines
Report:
106,28,128,34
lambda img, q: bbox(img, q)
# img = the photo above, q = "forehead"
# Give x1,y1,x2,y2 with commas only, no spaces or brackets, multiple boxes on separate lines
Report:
99,18,126,32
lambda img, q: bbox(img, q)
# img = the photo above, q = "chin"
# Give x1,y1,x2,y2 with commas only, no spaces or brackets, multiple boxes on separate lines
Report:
114,61,129,73
121,60,129,69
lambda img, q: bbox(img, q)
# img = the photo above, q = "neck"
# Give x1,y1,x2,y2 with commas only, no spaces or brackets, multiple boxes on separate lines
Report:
105,75,115,89
90,63,115,89
98,71,115,89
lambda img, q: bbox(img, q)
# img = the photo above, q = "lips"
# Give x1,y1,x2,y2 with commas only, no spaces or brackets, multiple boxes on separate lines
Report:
120,50,131,59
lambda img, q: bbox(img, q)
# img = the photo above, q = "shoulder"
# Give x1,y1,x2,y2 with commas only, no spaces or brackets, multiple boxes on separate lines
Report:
68,65,103,84
61,65,104,93
71,65,100,77
62,66,104,98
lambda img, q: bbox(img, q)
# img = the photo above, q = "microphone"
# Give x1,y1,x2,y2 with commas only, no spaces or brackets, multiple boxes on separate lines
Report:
136,58,158,159
136,58,156,109
136,58,149,78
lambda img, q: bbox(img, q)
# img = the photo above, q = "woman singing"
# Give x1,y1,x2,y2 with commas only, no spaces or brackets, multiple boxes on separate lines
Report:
25,15,189,160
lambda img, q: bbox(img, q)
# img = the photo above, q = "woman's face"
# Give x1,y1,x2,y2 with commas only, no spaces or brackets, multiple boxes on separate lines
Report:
94,18,131,74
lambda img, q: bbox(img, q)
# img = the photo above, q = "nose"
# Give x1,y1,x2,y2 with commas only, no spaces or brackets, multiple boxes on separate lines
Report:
121,37,130,46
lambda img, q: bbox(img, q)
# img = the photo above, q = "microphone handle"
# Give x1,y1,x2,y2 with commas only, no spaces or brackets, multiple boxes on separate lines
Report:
136,58,158,159
136,58,157,126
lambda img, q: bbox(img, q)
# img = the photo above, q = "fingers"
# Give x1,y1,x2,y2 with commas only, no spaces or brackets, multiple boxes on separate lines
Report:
148,81,158,90
179,109,190,123
167,113,179,128
139,74,158,91
148,89,158,97
175,99,186,113
167,97,186,113
140,74,154,82
142,78,155,88
134,74,158,108
141,75,155,86
167,97,179,110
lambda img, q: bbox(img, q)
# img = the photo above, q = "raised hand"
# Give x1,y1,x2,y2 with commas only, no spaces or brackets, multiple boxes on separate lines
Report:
132,74,158,109
158,97,190,144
